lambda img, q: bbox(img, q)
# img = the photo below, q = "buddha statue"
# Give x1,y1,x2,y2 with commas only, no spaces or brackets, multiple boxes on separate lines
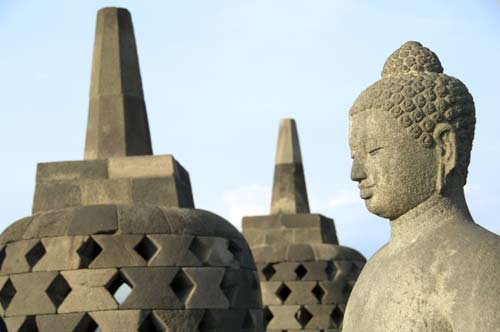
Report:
343,41,500,331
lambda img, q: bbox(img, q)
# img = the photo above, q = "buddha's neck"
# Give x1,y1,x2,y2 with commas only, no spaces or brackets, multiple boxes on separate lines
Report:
389,189,473,246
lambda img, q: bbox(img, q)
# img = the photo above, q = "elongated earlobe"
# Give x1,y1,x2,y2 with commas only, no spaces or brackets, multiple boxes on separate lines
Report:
433,123,457,193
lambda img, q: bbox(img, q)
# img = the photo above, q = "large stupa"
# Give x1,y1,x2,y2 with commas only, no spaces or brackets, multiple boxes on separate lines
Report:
242,119,365,332
0,8,263,332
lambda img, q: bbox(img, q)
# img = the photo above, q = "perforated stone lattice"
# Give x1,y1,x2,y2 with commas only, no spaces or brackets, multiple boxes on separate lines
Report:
256,259,365,331
0,206,264,331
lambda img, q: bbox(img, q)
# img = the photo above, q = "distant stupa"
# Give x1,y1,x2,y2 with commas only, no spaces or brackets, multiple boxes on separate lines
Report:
0,8,263,331
242,119,366,331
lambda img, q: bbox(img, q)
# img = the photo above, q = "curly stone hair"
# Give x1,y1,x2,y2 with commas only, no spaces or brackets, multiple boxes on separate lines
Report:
350,41,476,185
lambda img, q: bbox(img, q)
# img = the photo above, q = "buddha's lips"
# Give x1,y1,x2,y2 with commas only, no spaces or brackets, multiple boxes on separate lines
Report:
359,185,374,199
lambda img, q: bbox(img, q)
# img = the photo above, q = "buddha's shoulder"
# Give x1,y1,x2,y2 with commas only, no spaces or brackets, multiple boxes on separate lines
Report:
445,221,500,256
439,221,500,283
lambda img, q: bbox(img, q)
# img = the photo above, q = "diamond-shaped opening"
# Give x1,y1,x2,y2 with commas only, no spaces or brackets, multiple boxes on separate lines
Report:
261,263,276,281
330,306,344,328
275,283,291,303
295,306,313,328
77,237,103,268
312,283,325,302
188,237,209,263
242,311,255,329
74,313,100,332
325,261,337,280
295,264,308,280
25,241,46,268
46,274,72,308
0,247,6,271
198,310,218,332
19,316,38,332
106,272,133,305
138,313,164,332
228,239,242,262
134,236,159,262
0,279,16,310
170,269,194,303
263,307,274,327
0,317,6,332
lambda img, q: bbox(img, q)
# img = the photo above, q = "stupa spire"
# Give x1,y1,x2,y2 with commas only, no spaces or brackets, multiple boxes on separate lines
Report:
270,118,310,214
84,7,152,160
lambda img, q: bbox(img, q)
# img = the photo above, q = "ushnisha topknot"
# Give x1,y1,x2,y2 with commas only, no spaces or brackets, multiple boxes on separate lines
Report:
381,41,443,77
350,41,476,185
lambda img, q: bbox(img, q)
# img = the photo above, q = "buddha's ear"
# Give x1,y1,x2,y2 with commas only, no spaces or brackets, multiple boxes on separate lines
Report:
433,123,457,193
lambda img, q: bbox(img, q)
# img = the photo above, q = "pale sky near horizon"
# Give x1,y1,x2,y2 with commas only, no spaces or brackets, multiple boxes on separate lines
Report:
0,0,499,258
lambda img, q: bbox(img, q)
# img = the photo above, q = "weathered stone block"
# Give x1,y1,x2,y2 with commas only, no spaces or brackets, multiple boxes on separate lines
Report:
108,155,175,179
242,215,281,230
260,281,282,305
131,177,185,207
153,309,204,332
80,179,131,205
90,310,150,332
283,281,317,305
147,235,200,267
189,236,234,267
266,305,302,330
3,316,24,331
33,182,81,213
34,236,87,271
264,229,294,246
7,272,59,316
59,269,117,313
120,267,182,309
1,239,41,274
36,160,108,183
286,243,315,261
23,210,73,239
67,205,118,235
0,217,31,245
90,235,145,268
320,280,346,304
183,267,229,309
117,206,171,234
36,312,89,332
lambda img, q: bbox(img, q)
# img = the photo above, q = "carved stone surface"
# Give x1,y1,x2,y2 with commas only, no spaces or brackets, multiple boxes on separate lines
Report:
343,41,500,332
0,7,263,331
242,119,365,331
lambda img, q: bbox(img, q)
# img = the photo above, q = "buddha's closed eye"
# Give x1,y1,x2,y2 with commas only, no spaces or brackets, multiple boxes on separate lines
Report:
368,146,384,156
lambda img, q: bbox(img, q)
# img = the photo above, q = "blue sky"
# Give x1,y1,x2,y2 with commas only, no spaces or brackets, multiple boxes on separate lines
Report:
0,0,499,258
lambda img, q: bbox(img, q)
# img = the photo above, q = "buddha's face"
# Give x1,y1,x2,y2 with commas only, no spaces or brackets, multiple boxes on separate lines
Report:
349,109,438,220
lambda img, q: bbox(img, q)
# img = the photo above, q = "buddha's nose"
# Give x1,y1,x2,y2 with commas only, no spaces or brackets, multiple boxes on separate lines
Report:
351,159,367,182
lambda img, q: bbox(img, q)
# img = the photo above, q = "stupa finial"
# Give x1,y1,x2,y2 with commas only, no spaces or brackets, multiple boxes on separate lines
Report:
84,7,152,159
271,118,310,214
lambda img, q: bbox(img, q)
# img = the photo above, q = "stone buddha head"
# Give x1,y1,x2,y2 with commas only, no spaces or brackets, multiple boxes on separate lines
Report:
349,41,475,220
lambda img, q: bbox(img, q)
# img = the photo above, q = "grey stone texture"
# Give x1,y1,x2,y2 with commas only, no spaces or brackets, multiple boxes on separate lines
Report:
33,155,195,213
0,7,263,331
242,119,366,331
343,41,500,332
